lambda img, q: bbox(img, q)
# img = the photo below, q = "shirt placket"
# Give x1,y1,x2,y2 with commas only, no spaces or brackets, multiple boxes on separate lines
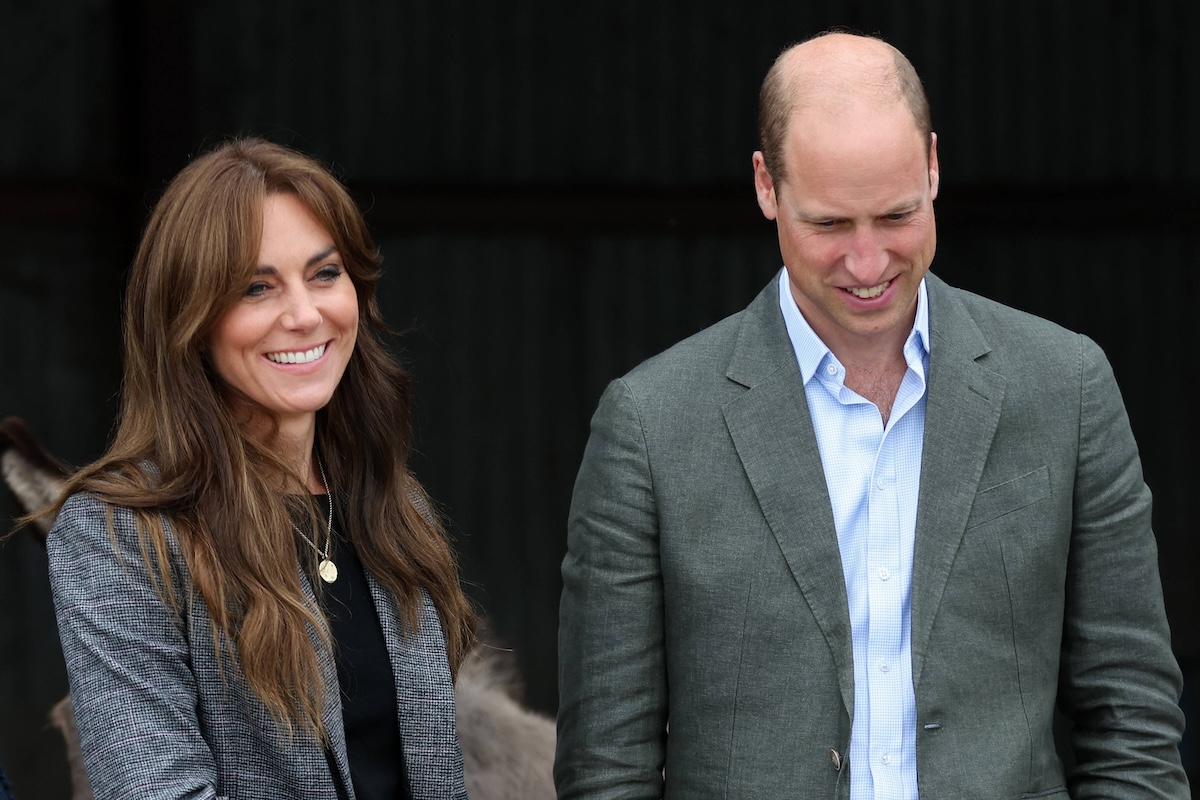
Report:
866,434,905,800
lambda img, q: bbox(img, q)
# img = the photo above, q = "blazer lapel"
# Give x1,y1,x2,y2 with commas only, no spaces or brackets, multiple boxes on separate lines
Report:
722,279,856,711
368,579,466,800
299,567,465,799
910,274,1006,687
296,568,356,798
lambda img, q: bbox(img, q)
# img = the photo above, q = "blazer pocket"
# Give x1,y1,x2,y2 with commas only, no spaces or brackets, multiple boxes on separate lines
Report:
965,465,1050,529
1020,787,1068,799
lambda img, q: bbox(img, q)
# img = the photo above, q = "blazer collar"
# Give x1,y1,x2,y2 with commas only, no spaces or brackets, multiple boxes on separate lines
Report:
725,274,796,390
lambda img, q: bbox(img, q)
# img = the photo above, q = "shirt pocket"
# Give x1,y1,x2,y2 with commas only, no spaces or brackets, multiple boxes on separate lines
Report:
965,466,1050,529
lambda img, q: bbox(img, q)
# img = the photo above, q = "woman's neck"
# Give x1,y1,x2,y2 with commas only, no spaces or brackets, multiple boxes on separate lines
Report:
251,412,321,493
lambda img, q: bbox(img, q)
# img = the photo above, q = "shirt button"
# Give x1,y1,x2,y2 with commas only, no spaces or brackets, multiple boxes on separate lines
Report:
881,752,893,766
875,477,886,490
878,660,890,673
826,363,837,376
878,567,891,581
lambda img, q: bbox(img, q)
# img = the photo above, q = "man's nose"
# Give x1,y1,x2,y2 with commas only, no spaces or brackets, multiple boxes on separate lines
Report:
843,227,888,285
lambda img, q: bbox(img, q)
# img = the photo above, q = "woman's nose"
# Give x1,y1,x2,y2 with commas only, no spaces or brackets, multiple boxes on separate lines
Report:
282,289,321,329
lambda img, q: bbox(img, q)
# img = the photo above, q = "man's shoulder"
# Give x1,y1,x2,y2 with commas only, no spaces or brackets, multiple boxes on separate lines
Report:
931,274,1087,347
618,278,781,398
928,274,1111,388
627,310,746,379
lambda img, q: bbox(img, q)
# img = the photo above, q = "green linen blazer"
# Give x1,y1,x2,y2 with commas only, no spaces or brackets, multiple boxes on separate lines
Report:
556,272,1188,799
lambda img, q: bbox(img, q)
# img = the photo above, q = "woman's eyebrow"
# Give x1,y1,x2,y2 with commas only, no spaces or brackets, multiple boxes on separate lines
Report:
254,245,339,274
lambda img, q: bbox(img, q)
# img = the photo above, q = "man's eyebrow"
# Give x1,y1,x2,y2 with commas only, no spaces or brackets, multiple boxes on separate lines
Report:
253,245,340,275
883,199,921,215
794,208,841,223
794,196,926,223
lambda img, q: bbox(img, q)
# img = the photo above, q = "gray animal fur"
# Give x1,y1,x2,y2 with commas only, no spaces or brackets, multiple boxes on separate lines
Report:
457,644,557,800
1,417,556,800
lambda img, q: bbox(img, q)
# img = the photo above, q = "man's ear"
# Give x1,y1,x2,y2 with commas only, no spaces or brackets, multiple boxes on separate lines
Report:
928,132,940,201
752,151,779,220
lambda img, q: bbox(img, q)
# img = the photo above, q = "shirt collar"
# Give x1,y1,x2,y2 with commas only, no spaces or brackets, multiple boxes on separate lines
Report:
777,269,930,384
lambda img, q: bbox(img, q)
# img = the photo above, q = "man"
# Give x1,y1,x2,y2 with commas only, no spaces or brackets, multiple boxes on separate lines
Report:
555,31,1189,799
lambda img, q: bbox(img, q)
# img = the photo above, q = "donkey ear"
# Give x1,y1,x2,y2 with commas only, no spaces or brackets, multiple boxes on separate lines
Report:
0,417,70,542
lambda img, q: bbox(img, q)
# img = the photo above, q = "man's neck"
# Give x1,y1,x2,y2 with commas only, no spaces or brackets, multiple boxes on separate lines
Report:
820,325,913,426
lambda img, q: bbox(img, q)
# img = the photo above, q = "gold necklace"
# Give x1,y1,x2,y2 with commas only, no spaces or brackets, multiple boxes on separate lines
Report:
292,453,338,583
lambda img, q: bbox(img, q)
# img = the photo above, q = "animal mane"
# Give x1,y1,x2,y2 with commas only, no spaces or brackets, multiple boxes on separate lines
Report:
0,416,70,538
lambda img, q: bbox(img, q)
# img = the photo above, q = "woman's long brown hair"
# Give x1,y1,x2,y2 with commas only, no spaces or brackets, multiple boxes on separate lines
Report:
49,137,475,738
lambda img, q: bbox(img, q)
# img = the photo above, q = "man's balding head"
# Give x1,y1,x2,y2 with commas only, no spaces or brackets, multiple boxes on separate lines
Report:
757,32,932,183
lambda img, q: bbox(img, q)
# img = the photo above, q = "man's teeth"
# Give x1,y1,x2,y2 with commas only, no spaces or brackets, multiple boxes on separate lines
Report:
847,281,890,299
266,344,326,364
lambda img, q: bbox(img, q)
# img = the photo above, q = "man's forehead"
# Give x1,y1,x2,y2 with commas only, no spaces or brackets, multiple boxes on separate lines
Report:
784,97,926,154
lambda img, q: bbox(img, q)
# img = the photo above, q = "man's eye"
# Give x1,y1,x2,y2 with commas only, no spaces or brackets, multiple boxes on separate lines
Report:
885,212,911,222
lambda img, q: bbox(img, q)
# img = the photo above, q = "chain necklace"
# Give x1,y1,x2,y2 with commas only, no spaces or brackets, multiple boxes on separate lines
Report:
292,453,338,583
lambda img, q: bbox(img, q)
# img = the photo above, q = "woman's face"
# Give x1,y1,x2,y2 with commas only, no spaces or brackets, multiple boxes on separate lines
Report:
209,193,359,435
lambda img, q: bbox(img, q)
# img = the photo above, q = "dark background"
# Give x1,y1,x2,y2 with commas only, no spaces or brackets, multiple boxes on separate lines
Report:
1,1,1196,797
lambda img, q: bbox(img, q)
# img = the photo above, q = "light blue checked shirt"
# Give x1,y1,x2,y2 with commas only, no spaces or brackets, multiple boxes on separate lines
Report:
778,270,930,800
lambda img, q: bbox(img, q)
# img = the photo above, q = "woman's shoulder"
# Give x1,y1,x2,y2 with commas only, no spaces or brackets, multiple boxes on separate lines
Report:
49,490,180,569
56,489,119,520
51,491,122,543
52,458,169,532
53,491,141,536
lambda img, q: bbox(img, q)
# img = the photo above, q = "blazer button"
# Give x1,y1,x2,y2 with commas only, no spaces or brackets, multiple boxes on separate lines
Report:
828,748,843,770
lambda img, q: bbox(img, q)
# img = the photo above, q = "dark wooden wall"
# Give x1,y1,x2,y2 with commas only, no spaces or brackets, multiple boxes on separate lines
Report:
1,1,1196,796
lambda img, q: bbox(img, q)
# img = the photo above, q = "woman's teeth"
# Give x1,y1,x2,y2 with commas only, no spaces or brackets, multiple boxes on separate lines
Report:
266,343,326,364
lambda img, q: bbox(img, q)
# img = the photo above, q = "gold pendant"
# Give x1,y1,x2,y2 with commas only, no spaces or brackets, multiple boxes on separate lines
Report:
318,559,338,583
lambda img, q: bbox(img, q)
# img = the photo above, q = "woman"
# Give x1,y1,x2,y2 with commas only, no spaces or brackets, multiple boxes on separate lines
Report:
46,138,475,799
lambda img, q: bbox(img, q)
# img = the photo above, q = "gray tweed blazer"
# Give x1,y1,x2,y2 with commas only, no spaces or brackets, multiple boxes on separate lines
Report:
49,492,467,800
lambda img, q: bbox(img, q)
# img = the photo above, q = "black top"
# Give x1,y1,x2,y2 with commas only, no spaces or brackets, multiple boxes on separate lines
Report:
311,493,411,800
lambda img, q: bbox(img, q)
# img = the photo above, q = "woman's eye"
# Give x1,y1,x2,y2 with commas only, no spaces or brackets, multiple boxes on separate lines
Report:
315,265,342,282
244,281,271,297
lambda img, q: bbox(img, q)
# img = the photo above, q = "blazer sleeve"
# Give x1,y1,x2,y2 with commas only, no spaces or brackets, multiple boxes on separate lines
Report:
48,493,227,800
1057,337,1189,797
556,379,668,799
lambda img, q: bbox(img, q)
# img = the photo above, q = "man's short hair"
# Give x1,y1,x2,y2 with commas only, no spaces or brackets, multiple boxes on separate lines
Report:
757,31,933,182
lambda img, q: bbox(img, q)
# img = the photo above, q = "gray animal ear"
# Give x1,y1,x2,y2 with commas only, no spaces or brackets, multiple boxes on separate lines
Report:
0,416,70,541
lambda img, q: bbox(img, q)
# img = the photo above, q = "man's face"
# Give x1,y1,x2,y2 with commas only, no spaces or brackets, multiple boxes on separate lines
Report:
753,101,939,359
